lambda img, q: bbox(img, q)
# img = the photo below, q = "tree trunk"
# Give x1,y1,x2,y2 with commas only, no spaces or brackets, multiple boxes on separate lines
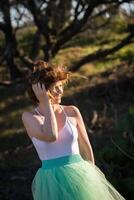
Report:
43,43,52,62
7,57,23,81
5,33,23,81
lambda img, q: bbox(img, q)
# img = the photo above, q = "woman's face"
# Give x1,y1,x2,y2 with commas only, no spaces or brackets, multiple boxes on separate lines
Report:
48,80,65,104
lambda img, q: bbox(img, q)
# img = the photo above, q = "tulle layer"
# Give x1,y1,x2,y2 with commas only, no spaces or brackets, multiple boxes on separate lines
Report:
32,154,125,200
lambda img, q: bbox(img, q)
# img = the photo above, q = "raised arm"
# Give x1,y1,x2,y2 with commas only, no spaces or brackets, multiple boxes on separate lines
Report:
22,83,58,142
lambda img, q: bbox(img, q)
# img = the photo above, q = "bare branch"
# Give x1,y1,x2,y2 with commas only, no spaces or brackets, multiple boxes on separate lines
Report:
30,30,42,60
14,6,26,32
16,49,33,69
69,32,134,71
22,0,51,40
111,137,134,160
73,0,85,21
51,0,126,56
51,2,97,56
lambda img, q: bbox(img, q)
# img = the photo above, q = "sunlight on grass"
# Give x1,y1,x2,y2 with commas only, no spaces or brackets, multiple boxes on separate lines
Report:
95,59,120,70
53,46,99,66
113,44,134,62
0,22,134,153
78,63,111,76
0,128,24,138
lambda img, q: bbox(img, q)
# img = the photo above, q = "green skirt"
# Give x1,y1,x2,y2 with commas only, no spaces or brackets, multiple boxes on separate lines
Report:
32,154,125,200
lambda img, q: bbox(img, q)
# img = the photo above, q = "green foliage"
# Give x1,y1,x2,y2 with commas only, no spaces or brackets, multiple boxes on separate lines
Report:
0,13,134,199
111,15,127,34
114,45,134,62
95,105,134,200
17,26,37,55
121,177,134,197
117,106,134,133
64,36,95,48
115,106,134,159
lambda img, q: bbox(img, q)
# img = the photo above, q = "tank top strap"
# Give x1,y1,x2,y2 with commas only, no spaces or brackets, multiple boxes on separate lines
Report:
34,106,67,117
60,105,76,135
60,105,67,117
34,108,42,116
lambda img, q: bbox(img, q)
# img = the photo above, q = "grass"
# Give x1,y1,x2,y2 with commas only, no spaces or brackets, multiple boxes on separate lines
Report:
0,63,134,200
0,33,134,150
0,17,134,199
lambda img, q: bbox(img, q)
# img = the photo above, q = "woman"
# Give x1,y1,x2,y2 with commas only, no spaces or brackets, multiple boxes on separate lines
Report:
22,60,125,200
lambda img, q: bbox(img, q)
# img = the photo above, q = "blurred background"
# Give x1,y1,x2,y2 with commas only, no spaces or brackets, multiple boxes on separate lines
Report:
0,0,134,199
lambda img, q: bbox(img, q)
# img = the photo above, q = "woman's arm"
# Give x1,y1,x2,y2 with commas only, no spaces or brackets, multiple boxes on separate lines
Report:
22,109,57,143
72,106,95,164
22,83,58,142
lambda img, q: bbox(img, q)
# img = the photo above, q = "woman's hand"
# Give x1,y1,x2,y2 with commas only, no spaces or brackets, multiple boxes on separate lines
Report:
32,82,49,103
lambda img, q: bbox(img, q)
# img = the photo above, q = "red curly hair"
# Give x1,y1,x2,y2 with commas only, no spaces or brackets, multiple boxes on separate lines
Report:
27,60,70,104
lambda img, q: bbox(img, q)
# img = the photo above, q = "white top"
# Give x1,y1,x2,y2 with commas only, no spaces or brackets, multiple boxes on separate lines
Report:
31,106,80,160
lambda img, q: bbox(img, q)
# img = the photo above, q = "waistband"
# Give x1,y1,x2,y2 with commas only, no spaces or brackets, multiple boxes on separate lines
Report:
41,154,83,170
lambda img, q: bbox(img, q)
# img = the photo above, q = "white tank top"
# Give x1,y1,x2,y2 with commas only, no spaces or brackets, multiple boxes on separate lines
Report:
31,106,80,160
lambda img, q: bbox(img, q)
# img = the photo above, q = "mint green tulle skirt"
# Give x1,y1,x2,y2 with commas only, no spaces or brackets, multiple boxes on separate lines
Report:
32,154,125,200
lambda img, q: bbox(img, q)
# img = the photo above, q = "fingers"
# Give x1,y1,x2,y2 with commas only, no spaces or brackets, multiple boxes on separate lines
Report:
32,83,38,93
38,82,46,92
41,83,46,91
32,83,37,93
31,82,48,102
32,82,46,93
37,82,42,93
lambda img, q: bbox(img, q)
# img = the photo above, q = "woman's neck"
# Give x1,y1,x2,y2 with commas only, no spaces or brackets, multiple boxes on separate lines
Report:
52,103,61,112
37,102,61,114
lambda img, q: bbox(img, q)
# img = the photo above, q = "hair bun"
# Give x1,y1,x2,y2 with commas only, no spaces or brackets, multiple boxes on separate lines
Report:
33,60,48,72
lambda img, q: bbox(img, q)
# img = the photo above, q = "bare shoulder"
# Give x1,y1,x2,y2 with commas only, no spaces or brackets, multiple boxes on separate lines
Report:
22,111,33,129
21,110,45,139
22,110,34,121
22,108,40,119
21,110,42,128
62,105,80,117
22,111,30,120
